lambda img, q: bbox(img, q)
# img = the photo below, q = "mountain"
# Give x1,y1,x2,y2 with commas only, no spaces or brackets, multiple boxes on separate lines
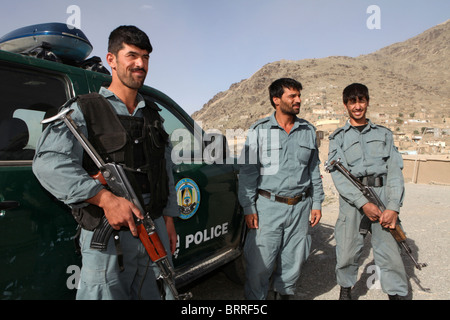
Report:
192,20,450,134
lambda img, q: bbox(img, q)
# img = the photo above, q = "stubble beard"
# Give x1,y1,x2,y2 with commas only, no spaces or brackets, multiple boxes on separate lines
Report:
117,64,147,90
280,103,300,116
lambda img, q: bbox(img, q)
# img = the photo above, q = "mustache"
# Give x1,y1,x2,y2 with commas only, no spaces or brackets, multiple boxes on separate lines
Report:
131,68,147,74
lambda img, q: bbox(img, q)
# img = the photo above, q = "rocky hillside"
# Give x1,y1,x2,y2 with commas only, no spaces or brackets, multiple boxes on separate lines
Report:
192,20,449,134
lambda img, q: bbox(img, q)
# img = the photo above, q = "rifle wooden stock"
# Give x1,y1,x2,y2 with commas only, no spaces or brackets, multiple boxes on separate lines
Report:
390,225,407,244
137,224,168,262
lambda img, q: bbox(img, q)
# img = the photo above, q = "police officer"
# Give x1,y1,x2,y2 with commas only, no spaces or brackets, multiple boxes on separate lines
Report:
33,26,178,300
327,83,408,300
238,78,324,300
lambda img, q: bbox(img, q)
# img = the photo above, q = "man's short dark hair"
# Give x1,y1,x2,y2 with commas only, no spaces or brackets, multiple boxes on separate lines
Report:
343,83,369,105
269,78,303,108
108,25,153,55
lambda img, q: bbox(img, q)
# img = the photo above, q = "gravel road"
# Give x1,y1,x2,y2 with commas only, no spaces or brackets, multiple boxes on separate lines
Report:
182,177,450,300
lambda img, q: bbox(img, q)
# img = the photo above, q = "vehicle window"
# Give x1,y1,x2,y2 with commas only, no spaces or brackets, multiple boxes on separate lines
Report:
0,65,69,161
157,102,203,163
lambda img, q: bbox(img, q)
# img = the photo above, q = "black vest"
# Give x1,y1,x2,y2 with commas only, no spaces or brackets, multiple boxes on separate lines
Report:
72,93,170,230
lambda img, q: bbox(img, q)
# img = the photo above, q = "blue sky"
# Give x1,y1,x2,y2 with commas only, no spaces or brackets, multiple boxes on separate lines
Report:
1,0,448,115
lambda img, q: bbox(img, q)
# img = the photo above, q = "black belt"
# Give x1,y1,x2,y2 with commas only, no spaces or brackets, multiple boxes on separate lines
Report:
258,189,309,206
357,175,384,187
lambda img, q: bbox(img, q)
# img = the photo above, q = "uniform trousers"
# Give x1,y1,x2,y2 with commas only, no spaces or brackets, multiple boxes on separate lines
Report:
244,195,312,300
76,216,174,300
335,192,408,296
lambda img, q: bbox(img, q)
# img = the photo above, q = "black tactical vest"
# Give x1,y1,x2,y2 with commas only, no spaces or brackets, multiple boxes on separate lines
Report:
71,92,170,230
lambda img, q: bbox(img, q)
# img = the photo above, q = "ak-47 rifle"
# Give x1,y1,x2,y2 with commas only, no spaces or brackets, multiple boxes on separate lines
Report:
42,108,192,300
325,159,427,270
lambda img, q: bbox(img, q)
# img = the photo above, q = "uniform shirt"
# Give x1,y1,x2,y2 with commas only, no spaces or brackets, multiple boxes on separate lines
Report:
238,112,324,215
32,87,179,218
327,119,404,212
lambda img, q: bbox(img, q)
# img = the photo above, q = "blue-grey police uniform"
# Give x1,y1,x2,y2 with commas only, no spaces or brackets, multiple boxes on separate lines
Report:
238,112,324,300
327,119,408,296
33,87,179,300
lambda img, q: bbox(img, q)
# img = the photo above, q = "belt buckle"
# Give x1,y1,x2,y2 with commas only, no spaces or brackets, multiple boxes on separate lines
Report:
287,194,302,205
287,198,297,205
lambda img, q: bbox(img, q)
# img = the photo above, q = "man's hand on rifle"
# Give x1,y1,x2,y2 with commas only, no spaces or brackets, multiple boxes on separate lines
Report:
87,189,144,237
361,202,382,222
379,209,398,230
362,202,398,229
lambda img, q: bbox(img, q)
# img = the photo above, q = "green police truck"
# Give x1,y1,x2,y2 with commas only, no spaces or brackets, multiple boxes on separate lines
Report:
0,23,244,299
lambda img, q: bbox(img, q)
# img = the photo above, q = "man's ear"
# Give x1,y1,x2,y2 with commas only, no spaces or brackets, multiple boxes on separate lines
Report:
272,97,280,108
106,52,116,70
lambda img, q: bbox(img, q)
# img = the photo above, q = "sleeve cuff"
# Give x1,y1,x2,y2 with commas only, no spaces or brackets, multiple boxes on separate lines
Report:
243,205,257,215
354,195,369,210
386,202,401,213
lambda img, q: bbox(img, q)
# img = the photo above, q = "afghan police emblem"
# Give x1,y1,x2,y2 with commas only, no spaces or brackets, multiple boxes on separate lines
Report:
176,178,201,220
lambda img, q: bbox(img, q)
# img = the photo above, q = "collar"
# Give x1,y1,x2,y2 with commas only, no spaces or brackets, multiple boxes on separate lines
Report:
99,87,146,115
269,111,305,131
343,118,376,132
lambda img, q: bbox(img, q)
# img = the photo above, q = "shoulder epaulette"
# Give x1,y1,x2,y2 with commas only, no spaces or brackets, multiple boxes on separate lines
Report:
375,124,392,133
250,117,270,130
366,119,391,133
298,118,312,127
329,127,344,139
